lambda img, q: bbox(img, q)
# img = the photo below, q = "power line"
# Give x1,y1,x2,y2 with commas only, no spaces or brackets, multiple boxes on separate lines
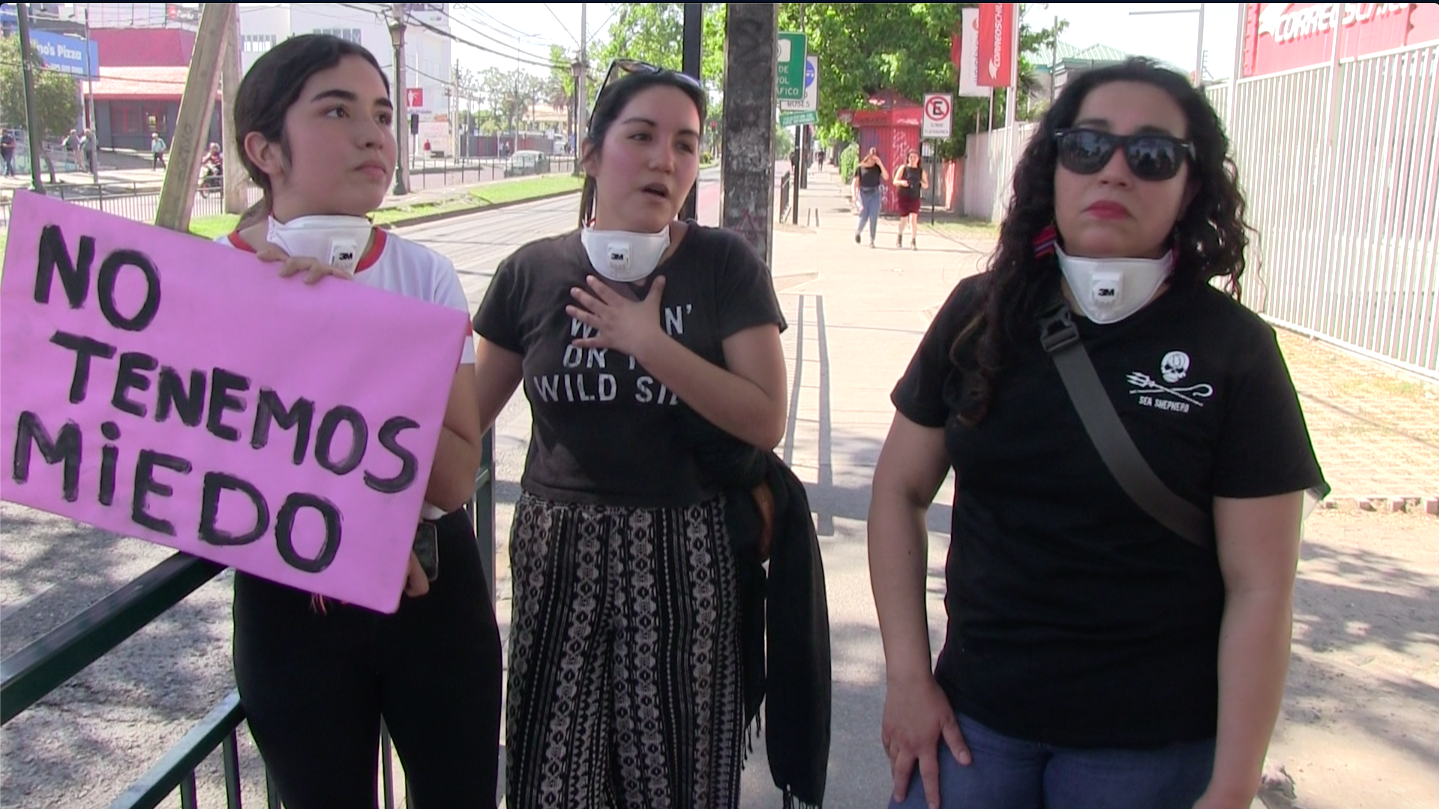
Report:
541,4,579,47
442,5,562,65
404,11,563,71
464,5,543,43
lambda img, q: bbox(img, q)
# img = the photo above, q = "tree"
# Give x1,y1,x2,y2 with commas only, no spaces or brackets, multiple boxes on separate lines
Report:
591,3,728,126
479,67,544,145
775,3,1065,160
0,32,81,176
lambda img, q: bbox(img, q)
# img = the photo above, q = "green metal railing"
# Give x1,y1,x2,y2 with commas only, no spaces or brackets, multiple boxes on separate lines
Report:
0,433,496,809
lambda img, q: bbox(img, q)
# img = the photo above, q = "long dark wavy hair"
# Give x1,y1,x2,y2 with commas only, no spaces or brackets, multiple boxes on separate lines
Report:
578,69,707,227
952,57,1254,425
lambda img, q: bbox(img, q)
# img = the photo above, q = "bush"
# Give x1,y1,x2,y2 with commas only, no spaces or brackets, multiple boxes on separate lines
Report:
839,143,860,184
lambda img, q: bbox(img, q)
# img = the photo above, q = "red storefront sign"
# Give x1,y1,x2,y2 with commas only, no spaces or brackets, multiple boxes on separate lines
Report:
977,3,1016,87
1243,3,1439,77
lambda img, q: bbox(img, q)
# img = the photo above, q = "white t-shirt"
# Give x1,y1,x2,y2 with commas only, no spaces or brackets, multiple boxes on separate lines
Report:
218,228,476,364
219,227,475,518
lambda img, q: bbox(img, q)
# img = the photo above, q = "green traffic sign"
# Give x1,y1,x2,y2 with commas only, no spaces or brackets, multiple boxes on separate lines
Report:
777,32,807,101
780,110,817,127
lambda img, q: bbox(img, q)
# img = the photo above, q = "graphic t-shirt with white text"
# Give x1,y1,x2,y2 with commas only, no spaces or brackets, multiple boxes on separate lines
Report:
473,225,786,508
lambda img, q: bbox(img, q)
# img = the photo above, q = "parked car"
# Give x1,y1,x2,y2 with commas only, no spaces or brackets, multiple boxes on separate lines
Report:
503,149,549,178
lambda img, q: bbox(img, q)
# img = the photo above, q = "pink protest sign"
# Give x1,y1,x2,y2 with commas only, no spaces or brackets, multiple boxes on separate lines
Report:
0,192,467,614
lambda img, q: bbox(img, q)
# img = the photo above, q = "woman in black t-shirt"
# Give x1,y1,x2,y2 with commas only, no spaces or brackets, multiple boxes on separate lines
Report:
471,63,788,809
893,150,927,250
869,58,1326,809
852,146,890,247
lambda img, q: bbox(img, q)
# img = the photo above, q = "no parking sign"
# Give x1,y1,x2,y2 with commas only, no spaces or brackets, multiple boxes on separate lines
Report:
923,93,953,139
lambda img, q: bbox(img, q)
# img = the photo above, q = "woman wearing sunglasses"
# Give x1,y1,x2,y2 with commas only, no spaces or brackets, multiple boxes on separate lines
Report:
869,58,1325,809
471,60,790,808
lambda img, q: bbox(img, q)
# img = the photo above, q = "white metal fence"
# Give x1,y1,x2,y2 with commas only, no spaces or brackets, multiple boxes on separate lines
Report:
1210,44,1438,378
962,43,1439,378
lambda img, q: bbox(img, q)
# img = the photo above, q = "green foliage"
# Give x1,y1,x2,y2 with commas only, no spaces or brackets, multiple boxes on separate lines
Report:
0,34,81,141
775,124,794,158
838,142,859,183
592,3,727,122
779,3,1066,159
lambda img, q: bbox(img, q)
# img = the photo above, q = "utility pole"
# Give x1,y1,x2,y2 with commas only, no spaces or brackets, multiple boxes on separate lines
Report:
721,2,778,267
83,7,98,182
15,2,46,193
577,3,588,151
390,2,410,195
221,2,247,214
154,2,230,232
681,2,702,220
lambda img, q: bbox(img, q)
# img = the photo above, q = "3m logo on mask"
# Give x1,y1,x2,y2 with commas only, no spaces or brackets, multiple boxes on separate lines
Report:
1090,271,1121,308
607,245,630,270
1128,350,1211,414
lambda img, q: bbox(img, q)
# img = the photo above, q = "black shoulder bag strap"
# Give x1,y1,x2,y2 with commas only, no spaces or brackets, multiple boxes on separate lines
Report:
1038,299,1214,550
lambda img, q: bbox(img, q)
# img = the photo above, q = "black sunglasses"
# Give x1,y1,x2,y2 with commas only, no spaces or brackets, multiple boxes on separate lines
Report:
1054,128,1195,181
595,58,703,108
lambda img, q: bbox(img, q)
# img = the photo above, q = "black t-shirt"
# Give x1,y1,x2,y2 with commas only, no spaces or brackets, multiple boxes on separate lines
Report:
858,164,884,190
891,274,1326,748
473,224,786,508
898,166,923,199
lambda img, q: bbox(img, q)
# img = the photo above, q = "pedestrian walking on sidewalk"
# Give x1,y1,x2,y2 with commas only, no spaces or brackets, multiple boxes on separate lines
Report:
62,129,79,168
852,147,888,247
151,131,167,169
472,59,830,809
218,34,502,809
894,150,927,249
80,128,95,172
1,131,16,177
869,57,1328,809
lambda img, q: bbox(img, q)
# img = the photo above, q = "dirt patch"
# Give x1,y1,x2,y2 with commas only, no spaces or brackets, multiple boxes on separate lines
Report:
1269,509,1439,809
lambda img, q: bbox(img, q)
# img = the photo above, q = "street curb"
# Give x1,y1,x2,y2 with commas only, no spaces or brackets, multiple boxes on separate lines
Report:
1317,496,1439,516
381,187,582,231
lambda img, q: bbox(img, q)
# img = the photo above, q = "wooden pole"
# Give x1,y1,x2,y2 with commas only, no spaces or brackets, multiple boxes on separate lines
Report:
154,3,232,232
222,3,247,214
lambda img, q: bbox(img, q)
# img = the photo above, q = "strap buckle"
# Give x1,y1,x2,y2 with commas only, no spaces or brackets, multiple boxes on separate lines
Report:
1039,303,1080,354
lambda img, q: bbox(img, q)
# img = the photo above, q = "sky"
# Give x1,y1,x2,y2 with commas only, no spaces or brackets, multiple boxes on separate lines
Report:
452,3,1244,83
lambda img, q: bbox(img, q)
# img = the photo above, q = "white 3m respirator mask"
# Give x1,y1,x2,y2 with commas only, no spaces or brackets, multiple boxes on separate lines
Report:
580,225,671,283
266,215,374,276
1056,245,1174,325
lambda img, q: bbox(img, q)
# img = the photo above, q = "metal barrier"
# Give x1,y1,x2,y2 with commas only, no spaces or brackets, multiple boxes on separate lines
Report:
1207,43,1439,377
0,432,498,808
405,155,578,192
778,171,793,222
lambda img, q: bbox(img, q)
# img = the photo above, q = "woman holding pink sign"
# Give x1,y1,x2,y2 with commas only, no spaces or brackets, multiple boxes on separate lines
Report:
217,35,502,809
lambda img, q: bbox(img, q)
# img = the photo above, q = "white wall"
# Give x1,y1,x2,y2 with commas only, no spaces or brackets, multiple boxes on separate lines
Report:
235,3,453,109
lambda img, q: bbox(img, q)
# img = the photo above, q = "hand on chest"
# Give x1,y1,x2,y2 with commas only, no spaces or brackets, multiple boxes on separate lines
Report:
522,278,719,408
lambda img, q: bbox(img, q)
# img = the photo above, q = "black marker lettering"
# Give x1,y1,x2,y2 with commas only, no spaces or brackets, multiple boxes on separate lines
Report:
315,406,368,476
49,330,116,404
131,449,192,536
365,416,418,494
111,351,158,418
251,388,314,465
206,368,251,442
11,411,82,502
99,421,120,506
33,225,94,309
155,366,207,426
96,249,161,332
275,493,342,573
198,472,270,546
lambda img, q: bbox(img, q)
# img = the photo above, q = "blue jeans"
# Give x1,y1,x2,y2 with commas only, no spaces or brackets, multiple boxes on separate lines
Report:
888,713,1214,809
856,187,882,242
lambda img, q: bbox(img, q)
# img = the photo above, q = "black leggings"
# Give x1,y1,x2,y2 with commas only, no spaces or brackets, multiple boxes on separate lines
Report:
233,509,502,809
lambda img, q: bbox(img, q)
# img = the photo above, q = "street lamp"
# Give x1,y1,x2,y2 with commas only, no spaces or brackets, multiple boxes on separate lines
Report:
1129,4,1206,87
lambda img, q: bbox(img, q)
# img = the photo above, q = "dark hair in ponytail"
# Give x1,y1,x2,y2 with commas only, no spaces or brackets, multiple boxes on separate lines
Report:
578,70,707,227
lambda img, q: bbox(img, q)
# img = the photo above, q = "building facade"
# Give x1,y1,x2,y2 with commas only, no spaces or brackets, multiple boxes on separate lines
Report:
238,3,454,151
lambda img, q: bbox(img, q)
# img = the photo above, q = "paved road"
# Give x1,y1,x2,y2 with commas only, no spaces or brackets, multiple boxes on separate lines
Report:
0,167,726,809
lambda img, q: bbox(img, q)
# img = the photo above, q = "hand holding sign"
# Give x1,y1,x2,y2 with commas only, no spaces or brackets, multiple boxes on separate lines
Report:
0,193,466,614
